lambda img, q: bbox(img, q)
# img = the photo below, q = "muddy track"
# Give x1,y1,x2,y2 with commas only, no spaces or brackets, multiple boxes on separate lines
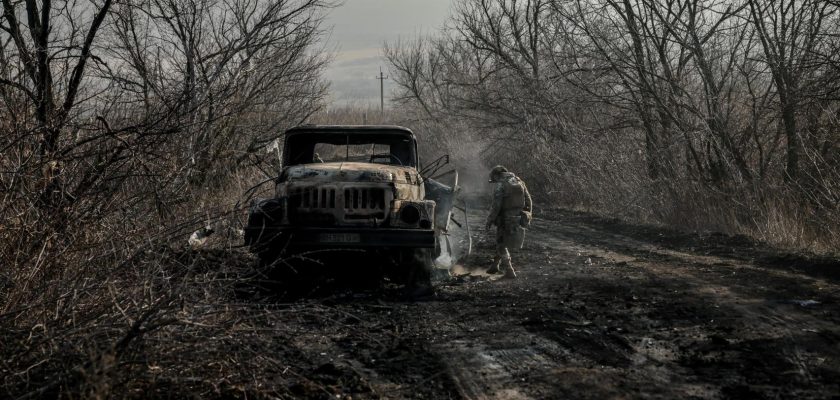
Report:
234,209,840,399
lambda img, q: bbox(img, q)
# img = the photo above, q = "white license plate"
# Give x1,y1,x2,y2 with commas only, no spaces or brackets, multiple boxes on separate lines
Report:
319,233,361,243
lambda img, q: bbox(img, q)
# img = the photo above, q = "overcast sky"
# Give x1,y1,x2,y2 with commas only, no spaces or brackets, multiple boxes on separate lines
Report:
321,0,453,108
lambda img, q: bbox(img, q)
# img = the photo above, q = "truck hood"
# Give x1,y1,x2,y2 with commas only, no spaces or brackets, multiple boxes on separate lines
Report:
283,162,420,184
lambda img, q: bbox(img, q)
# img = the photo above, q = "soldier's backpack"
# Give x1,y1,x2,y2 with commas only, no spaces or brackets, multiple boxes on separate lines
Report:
501,176,531,229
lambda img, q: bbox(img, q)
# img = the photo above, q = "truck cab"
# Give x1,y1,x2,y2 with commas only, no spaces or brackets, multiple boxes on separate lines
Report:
245,125,440,287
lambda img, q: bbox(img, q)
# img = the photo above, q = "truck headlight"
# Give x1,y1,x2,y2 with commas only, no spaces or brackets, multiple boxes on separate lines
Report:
400,204,421,224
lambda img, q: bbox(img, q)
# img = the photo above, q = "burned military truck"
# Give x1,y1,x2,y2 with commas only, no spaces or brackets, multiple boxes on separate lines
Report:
245,125,456,287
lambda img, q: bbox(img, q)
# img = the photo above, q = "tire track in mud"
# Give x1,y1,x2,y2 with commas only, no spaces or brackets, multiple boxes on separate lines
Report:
437,339,545,400
428,215,683,399
532,215,840,396
430,212,840,399
439,216,680,398
253,210,839,399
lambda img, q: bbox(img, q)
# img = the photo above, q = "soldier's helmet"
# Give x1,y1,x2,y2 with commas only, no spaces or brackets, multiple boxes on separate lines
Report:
488,165,508,182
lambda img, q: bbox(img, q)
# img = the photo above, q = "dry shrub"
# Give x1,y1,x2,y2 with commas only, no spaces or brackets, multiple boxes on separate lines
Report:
0,157,302,398
375,103,839,253
0,242,345,398
0,0,330,394
382,0,840,254
308,104,391,125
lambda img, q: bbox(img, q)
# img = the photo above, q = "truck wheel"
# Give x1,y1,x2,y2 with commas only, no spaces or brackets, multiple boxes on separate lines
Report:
405,248,433,298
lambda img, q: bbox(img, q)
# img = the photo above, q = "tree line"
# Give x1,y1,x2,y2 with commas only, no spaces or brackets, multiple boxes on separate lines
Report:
1,0,328,278
386,0,840,249
1,0,329,395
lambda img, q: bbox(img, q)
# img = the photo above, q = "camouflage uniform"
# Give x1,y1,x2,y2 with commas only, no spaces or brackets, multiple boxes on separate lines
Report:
485,166,532,278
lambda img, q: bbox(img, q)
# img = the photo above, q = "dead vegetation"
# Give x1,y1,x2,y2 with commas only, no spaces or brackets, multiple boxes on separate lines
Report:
0,0,332,396
1,0,839,397
384,0,840,252
1,246,397,398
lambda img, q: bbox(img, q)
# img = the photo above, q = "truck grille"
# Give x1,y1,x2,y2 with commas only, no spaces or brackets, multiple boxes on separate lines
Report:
288,184,391,223
344,187,386,210
292,187,336,209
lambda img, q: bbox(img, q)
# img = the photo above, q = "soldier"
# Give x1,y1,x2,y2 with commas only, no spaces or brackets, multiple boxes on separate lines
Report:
485,165,532,279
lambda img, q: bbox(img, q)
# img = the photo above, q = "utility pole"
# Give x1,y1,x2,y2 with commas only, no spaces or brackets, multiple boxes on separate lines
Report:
376,66,388,113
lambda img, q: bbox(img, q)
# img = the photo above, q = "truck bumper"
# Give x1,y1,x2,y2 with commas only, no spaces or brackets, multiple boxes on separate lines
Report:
246,226,435,250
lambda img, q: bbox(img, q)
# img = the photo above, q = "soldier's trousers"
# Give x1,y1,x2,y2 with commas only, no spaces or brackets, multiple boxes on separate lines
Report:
494,219,525,266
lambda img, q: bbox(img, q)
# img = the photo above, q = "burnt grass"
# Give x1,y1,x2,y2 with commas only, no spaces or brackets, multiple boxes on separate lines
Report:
3,209,840,399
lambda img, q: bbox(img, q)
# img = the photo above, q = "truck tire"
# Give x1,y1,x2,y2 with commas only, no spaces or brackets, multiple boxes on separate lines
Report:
245,198,283,250
404,248,434,298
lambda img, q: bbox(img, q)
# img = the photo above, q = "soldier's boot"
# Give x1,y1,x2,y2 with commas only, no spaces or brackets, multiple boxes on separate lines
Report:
486,256,501,274
502,256,516,279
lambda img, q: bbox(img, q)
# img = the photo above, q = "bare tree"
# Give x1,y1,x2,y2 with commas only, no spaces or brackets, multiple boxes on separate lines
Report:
747,0,837,181
0,1,330,394
387,0,840,247
102,0,330,184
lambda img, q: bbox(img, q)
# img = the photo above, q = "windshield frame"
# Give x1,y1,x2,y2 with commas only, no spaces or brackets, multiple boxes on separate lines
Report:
282,126,419,168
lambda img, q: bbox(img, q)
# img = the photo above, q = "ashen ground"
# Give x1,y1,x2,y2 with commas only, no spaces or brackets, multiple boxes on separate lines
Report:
225,208,840,399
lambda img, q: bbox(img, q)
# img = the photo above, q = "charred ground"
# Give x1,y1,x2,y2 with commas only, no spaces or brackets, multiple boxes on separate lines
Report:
4,208,839,399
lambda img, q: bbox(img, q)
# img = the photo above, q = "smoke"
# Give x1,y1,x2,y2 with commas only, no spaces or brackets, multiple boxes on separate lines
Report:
432,213,488,277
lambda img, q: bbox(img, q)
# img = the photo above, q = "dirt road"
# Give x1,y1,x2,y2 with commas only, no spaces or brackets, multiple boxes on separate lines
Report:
202,208,837,399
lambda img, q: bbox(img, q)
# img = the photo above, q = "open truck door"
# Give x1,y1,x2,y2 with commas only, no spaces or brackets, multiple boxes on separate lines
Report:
421,155,472,265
